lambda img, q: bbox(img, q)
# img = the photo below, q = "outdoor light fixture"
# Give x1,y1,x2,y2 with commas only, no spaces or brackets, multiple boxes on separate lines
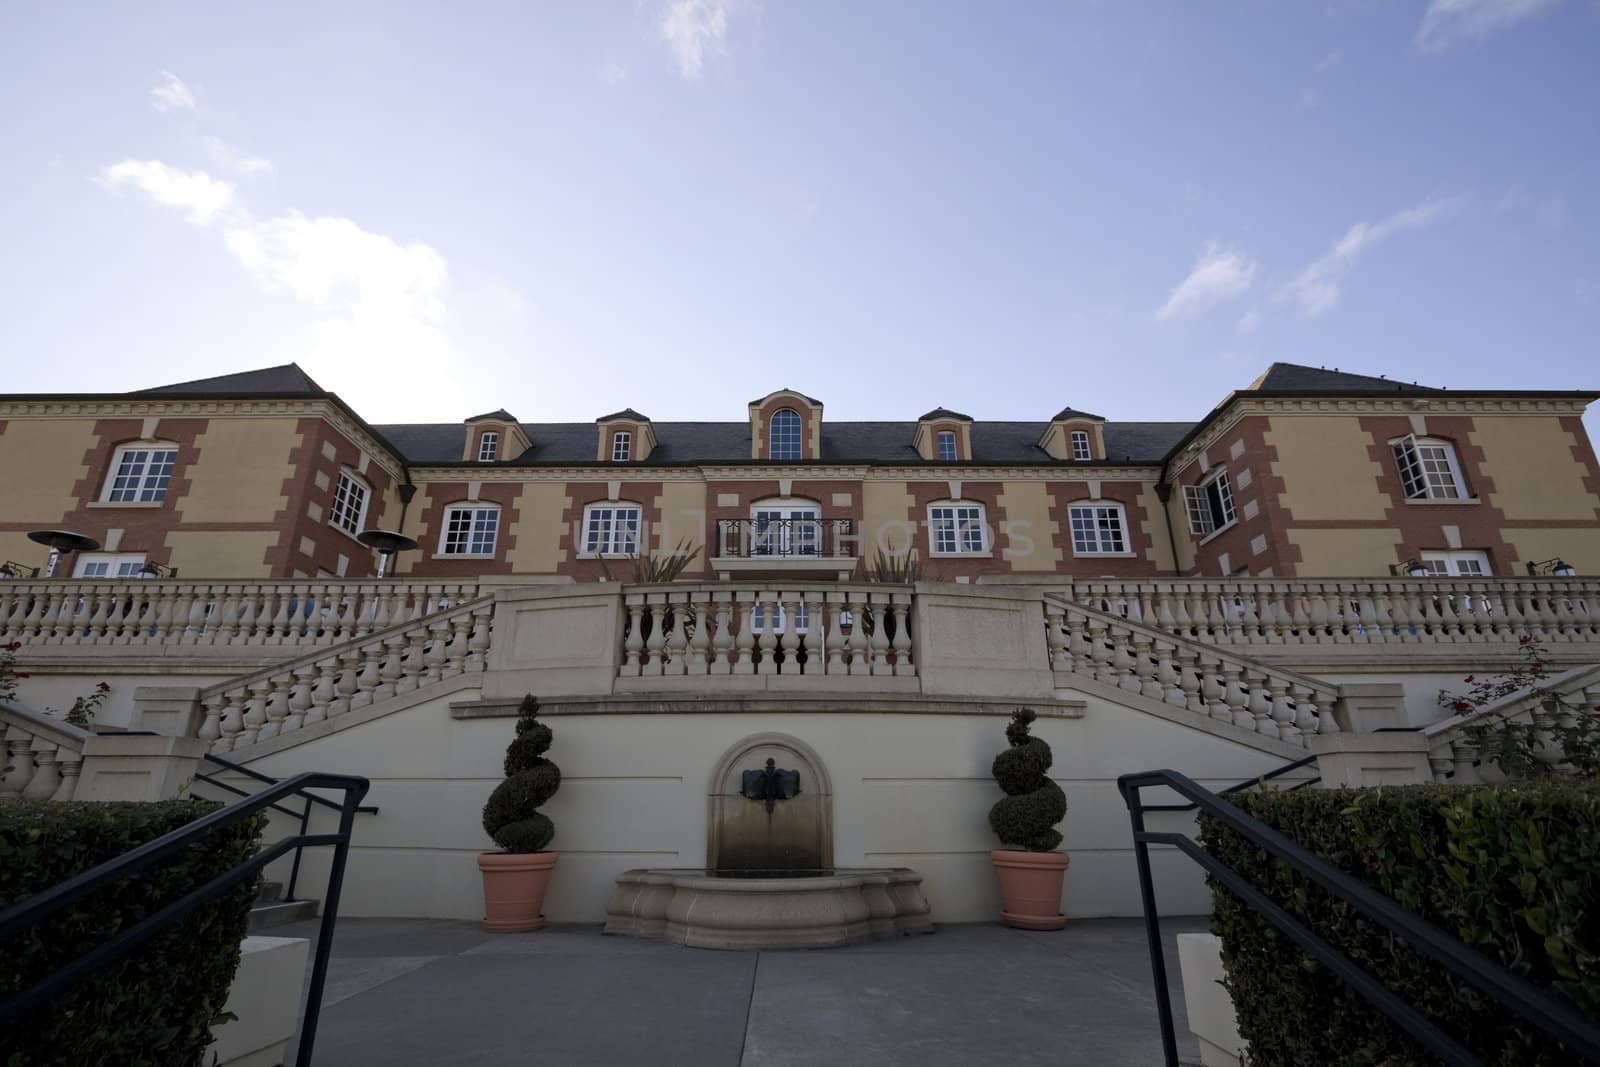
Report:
26,529,100,578
138,562,178,578
356,529,419,579
1526,558,1577,577
0,561,39,579
1389,559,1431,578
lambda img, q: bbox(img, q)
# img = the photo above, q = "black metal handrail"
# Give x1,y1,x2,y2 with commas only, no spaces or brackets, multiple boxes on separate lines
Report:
1118,768,1600,1066
0,771,370,1067
714,518,856,559
195,753,377,902
1139,753,1319,813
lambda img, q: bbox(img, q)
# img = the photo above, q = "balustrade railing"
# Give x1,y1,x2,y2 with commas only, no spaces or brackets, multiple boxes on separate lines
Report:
0,703,90,801
0,579,478,650
618,582,914,679
1052,577,1599,648
1424,664,1600,783
1044,597,1339,746
714,519,857,559
197,596,494,753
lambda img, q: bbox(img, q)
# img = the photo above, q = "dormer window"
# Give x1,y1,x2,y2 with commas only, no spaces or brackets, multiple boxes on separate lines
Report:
937,431,957,462
1070,430,1091,461
612,432,632,463
477,432,499,463
770,409,802,461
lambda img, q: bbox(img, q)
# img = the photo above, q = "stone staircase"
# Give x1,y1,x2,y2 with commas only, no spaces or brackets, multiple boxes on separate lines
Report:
249,879,316,932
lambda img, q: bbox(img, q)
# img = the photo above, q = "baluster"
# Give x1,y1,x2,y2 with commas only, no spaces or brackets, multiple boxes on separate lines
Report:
891,593,915,676
1155,589,1177,634
1,732,36,795
1175,646,1202,712
620,597,646,677
307,658,337,725
231,588,261,646
351,644,383,709
21,589,55,645
376,636,404,699
865,595,889,675
710,593,734,675
258,675,291,740
753,590,778,676
733,593,757,675
1044,604,1069,672
398,626,429,693
83,585,113,643
217,689,246,750
465,606,491,672
21,743,61,800
782,592,806,673
825,594,848,675
196,695,224,748
643,595,667,677
1436,584,1463,643
1131,630,1159,697
247,588,276,645
847,594,871,676
1550,583,1578,643
1109,624,1138,690
443,610,471,676
331,650,361,717
1237,589,1261,644
1172,589,1195,639
1268,677,1299,746
49,589,79,644
1221,660,1252,730
1087,616,1113,684
281,666,312,733
238,680,270,747
1245,669,1277,737
1154,639,1183,706
665,594,690,676
52,751,82,801
423,618,449,684
271,588,296,645
799,590,824,675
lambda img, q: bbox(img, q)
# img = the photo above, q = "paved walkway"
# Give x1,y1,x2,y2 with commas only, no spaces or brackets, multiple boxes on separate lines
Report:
279,916,1205,1066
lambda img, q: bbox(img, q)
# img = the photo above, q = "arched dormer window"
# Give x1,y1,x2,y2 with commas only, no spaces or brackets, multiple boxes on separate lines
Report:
770,409,802,461
101,441,179,504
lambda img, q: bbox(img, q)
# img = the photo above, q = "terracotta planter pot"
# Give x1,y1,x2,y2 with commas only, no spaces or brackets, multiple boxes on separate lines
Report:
478,851,559,932
990,849,1069,930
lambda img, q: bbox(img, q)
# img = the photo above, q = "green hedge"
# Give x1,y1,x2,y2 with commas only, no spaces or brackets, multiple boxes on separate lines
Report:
0,798,265,1067
1200,783,1600,1066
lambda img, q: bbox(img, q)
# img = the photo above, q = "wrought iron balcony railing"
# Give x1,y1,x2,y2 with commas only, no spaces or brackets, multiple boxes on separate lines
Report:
714,518,857,560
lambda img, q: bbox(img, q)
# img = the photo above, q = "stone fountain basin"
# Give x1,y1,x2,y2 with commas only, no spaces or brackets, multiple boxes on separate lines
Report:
603,867,933,950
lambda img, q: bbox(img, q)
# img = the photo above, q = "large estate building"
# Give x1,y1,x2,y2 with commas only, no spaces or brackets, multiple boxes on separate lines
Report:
3,360,1599,933
2,361,1598,583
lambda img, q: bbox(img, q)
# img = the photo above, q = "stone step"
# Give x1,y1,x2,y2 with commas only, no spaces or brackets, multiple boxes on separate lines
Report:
249,898,317,932
256,879,284,905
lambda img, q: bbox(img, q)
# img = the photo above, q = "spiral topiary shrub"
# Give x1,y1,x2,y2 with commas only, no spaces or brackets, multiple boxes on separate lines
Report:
482,694,560,853
988,708,1067,851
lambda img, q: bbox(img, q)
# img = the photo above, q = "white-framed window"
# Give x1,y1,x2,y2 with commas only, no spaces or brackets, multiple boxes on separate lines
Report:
102,443,177,503
73,553,147,578
477,432,499,463
751,600,811,634
1183,469,1236,537
936,431,957,462
770,409,802,461
582,503,642,556
1068,502,1128,555
1070,430,1091,461
439,504,500,556
1391,435,1465,500
1421,550,1491,577
612,432,632,463
751,500,821,557
330,470,370,536
928,503,988,555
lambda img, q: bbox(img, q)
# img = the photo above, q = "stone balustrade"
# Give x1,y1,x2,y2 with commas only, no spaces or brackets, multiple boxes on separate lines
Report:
0,702,90,801
618,583,915,680
1043,597,1340,745
197,596,494,753
1424,664,1600,783
0,579,479,650
1049,577,1599,648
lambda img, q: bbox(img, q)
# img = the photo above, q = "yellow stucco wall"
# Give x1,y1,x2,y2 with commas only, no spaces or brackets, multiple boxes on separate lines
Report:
997,482,1061,570
1503,528,1600,577
177,418,301,524
652,482,707,563
395,485,435,572
1139,484,1176,572
163,529,279,578
0,418,98,524
1287,528,1401,577
1471,416,1599,521
862,481,916,557
505,483,572,573
1266,416,1389,521
1164,491,1196,573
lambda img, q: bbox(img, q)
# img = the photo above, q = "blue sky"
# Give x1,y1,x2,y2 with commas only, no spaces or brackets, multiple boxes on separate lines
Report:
2,1,1596,444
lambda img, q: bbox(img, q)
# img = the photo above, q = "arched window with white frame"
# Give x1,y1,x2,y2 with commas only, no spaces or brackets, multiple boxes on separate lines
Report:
101,441,179,504
1390,435,1466,500
1067,500,1129,555
769,408,802,461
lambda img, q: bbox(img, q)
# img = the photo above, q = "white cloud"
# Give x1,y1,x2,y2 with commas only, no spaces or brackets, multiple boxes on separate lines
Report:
1279,196,1467,316
659,0,744,79
99,160,235,223
1236,309,1263,336
1295,88,1321,111
150,71,196,112
1415,0,1561,52
1155,243,1258,321
599,60,628,85
1314,49,1343,71
205,136,274,176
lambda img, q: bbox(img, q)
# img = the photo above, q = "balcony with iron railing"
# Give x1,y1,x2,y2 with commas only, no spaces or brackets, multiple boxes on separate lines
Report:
711,518,859,578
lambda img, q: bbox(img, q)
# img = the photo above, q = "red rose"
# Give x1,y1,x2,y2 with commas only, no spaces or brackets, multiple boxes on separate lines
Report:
3,642,20,651
1453,701,1470,712
14,671,28,679
1531,661,1543,670
96,681,111,692
1463,675,1474,683
1520,634,1533,645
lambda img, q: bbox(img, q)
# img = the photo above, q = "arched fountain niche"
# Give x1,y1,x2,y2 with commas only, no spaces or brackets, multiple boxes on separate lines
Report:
707,732,832,874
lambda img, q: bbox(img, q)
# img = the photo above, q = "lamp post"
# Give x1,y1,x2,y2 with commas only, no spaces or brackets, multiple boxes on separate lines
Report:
26,530,100,578
1526,558,1576,577
356,530,419,579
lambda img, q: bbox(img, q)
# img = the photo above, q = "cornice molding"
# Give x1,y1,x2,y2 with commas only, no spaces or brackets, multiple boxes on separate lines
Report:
408,464,1163,484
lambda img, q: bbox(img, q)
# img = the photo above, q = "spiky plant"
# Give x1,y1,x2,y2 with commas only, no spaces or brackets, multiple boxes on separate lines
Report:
481,694,560,853
988,709,1067,851
859,547,920,583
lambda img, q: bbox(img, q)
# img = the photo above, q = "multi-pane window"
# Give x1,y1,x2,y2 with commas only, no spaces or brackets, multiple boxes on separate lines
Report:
1183,470,1236,536
74,554,147,578
612,432,632,463
1392,436,1464,500
929,504,987,554
937,431,957,462
477,432,499,462
1422,550,1491,576
1070,430,1091,461
751,504,820,557
1068,503,1127,554
770,409,802,461
330,471,369,536
103,445,177,503
751,600,810,633
582,504,642,555
439,505,500,556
